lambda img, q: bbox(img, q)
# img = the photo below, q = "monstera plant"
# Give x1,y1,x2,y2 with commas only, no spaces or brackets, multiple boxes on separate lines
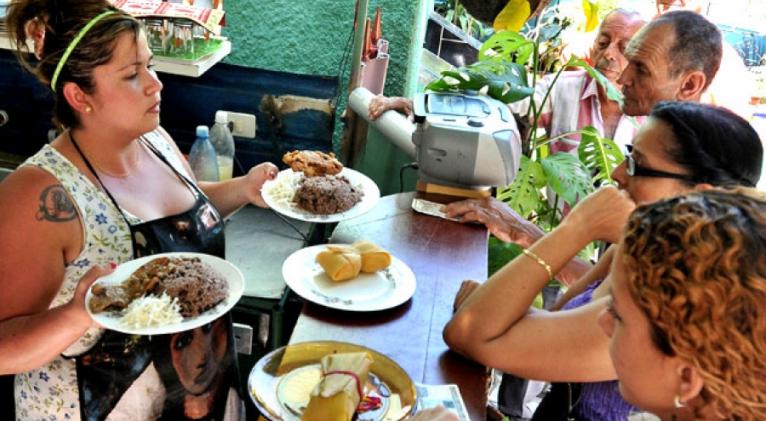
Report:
426,5,625,279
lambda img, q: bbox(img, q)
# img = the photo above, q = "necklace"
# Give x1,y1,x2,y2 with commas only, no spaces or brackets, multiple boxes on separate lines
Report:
69,131,141,179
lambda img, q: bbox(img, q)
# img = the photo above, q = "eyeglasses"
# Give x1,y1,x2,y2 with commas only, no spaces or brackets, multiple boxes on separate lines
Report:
624,144,696,182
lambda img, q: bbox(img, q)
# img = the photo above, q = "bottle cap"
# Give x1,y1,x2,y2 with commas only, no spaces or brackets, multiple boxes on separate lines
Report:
196,125,209,138
215,111,229,124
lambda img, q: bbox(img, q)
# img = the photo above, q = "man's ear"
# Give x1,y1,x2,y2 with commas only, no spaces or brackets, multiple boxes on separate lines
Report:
676,364,705,405
61,82,91,114
676,70,708,102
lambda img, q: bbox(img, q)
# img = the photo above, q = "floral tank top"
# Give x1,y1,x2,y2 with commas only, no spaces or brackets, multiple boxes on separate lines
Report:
14,130,201,421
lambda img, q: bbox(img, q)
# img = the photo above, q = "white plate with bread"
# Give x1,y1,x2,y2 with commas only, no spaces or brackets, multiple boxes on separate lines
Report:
282,243,416,312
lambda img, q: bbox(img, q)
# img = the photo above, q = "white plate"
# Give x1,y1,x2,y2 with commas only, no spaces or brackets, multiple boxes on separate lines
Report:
282,245,416,312
85,252,244,335
261,168,380,223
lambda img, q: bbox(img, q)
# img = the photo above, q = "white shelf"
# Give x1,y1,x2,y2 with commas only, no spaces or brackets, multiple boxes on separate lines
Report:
0,33,32,51
152,39,231,78
0,33,230,78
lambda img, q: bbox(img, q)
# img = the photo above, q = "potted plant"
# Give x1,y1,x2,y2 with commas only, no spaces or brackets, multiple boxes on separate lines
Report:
425,4,625,300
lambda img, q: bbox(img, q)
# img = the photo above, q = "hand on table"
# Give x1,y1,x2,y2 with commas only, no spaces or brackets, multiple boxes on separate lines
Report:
245,162,279,208
564,186,637,244
368,95,414,121
453,280,481,313
444,197,542,247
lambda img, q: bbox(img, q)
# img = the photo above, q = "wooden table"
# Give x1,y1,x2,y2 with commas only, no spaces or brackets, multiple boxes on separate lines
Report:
288,192,490,419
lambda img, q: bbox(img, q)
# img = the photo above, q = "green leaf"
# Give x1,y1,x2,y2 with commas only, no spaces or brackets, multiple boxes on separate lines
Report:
425,61,534,104
479,31,534,65
578,241,599,263
569,58,623,107
488,237,523,276
539,153,593,207
532,200,560,232
497,155,546,218
577,126,625,186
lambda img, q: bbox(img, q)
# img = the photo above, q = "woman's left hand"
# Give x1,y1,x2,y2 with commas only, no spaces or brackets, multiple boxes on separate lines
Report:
245,162,278,208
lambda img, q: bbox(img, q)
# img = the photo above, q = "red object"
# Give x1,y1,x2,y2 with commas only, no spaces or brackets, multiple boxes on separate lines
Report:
323,370,363,400
371,7,382,45
358,394,383,412
362,17,372,61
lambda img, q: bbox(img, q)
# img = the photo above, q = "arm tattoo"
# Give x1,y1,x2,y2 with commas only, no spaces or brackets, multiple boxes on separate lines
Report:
36,185,77,222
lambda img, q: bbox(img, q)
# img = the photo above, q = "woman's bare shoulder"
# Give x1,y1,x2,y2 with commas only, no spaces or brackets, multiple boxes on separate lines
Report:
0,166,78,315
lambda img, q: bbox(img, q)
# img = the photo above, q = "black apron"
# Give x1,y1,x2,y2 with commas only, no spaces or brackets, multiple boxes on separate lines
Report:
70,134,241,420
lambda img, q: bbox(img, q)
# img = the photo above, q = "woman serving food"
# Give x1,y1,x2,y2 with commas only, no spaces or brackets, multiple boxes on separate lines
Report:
0,0,276,419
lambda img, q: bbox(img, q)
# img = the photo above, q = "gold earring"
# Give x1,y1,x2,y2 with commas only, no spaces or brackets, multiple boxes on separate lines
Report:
85,106,92,113
674,395,685,408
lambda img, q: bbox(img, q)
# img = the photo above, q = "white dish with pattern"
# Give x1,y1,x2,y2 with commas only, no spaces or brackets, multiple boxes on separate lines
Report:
282,244,416,312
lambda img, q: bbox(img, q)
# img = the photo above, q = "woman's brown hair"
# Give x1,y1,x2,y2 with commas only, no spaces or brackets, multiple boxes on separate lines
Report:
5,0,140,128
622,188,766,420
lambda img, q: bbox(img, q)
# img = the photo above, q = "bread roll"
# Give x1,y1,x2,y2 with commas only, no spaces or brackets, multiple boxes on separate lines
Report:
316,245,362,282
353,240,392,273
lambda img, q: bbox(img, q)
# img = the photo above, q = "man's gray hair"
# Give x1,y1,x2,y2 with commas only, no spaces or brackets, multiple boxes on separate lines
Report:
651,10,722,89
603,7,645,23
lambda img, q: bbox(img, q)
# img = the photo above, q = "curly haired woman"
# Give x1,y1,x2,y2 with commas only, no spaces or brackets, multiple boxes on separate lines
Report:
600,188,766,420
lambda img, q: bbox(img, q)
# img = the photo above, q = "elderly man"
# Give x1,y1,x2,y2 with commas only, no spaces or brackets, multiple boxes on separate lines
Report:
618,10,722,116
653,0,753,118
511,8,646,153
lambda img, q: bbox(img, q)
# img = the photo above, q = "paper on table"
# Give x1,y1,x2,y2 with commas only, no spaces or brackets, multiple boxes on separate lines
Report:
415,383,469,421
411,198,461,222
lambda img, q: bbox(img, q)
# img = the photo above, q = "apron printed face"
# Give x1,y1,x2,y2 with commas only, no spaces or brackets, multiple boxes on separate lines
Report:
70,136,241,420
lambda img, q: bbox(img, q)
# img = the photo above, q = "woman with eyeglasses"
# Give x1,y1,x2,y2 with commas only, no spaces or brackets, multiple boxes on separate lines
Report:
444,101,762,420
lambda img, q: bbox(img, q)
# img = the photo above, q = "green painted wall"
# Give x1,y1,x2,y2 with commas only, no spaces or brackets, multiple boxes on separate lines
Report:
222,0,430,195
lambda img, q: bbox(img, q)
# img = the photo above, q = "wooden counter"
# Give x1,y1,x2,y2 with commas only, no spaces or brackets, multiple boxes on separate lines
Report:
288,192,490,419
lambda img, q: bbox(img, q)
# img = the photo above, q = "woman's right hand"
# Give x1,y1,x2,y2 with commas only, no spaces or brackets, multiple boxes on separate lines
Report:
564,186,637,244
368,95,414,121
443,197,542,247
66,264,114,326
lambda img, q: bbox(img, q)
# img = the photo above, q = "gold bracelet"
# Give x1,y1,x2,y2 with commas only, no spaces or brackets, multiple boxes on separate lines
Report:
522,248,553,280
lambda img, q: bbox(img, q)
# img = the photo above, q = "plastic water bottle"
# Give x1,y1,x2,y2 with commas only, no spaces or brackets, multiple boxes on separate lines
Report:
210,111,235,181
189,125,219,182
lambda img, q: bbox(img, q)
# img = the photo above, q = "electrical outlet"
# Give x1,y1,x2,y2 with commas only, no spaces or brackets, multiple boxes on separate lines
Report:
222,111,257,139
233,322,253,355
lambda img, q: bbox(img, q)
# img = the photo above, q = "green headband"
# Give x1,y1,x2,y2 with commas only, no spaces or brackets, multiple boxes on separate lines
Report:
50,10,116,93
